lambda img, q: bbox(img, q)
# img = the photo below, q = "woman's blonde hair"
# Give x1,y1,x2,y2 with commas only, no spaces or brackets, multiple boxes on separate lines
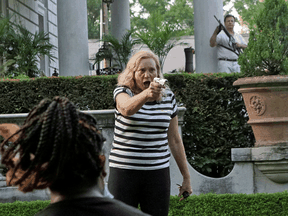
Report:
117,51,163,94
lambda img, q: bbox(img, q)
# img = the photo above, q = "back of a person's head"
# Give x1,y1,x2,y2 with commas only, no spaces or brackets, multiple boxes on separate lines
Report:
0,96,105,194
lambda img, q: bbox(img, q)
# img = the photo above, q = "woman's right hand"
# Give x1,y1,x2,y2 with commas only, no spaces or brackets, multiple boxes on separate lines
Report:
115,81,165,116
145,81,165,101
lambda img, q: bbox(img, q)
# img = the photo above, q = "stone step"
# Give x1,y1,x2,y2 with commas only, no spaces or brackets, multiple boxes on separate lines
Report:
0,187,50,203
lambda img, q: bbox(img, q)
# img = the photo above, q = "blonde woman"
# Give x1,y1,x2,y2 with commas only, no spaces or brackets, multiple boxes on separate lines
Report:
108,51,193,216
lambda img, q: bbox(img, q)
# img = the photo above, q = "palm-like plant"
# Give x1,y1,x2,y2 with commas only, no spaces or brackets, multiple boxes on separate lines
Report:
14,26,55,77
94,29,141,71
0,17,55,78
135,12,187,72
0,15,9,40
0,59,15,78
0,16,10,77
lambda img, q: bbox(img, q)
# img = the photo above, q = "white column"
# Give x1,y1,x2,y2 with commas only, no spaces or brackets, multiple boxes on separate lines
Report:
57,0,89,76
193,0,223,73
111,0,131,41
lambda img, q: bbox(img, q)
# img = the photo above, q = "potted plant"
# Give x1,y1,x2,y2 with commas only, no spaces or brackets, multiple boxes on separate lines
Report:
233,0,288,184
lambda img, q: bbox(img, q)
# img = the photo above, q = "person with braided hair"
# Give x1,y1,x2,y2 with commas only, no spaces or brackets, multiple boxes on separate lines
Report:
0,96,149,216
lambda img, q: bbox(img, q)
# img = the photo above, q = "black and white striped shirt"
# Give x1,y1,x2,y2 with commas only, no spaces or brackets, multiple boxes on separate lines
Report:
109,86,178,170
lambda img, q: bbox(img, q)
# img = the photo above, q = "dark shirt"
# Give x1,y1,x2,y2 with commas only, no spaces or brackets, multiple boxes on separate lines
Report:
35,197,150,216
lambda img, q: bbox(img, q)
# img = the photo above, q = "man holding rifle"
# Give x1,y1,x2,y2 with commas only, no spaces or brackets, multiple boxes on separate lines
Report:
210,14,247,73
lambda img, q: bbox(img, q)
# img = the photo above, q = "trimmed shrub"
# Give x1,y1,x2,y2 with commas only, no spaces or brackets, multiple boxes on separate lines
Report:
0,73,254,177
0,192,288,216
169,191,288,216
166,73,254,177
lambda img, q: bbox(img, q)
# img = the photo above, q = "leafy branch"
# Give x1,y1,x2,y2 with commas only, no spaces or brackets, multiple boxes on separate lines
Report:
135,15,187,71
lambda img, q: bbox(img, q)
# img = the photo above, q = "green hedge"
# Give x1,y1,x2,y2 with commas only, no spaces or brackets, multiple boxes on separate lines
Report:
0,200,50,216
169,191,288,216
165,73,255,177
0,75,118,113
0,73,255,177
0,192,287,216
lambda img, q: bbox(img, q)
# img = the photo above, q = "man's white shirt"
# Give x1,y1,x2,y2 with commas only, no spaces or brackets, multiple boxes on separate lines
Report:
216,30,247,59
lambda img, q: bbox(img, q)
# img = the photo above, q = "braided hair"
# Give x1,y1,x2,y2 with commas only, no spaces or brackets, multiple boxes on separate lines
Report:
0,96,105,194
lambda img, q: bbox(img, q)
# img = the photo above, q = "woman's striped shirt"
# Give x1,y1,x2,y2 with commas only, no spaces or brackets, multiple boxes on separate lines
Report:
109,86,178,170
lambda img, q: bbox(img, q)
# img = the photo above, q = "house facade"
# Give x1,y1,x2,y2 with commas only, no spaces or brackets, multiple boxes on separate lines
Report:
89,33,249,74
1,1,246,76
1,0,58,76
1,0,131,77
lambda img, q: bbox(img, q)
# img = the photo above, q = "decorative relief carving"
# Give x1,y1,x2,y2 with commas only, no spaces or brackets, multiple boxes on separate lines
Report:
250,96,266,116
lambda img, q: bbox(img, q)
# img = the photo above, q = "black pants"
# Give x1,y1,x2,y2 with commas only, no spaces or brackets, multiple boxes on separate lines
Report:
108,167,171,216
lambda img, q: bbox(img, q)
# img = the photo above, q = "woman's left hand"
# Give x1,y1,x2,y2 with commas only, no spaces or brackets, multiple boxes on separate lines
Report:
168,116,193,201
178,178,193,201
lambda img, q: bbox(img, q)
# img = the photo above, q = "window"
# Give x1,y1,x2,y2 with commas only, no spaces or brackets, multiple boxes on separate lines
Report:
0,0,7,16
37,2,49,76
39,14,46,74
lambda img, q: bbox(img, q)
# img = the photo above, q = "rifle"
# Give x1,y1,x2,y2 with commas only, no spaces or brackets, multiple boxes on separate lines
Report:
214,15,242,55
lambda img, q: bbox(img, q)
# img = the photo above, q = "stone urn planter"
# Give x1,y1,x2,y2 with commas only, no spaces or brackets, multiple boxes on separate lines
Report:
233,75,288,184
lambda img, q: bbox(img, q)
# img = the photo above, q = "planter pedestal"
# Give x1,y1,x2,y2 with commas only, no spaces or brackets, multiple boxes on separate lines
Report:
233,75,288,184
255,161,288,184
232,146,288,184
253,145,288,184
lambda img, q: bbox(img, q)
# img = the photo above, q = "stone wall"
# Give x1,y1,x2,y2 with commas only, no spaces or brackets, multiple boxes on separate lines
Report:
0,108,287,203
0,108,187,202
